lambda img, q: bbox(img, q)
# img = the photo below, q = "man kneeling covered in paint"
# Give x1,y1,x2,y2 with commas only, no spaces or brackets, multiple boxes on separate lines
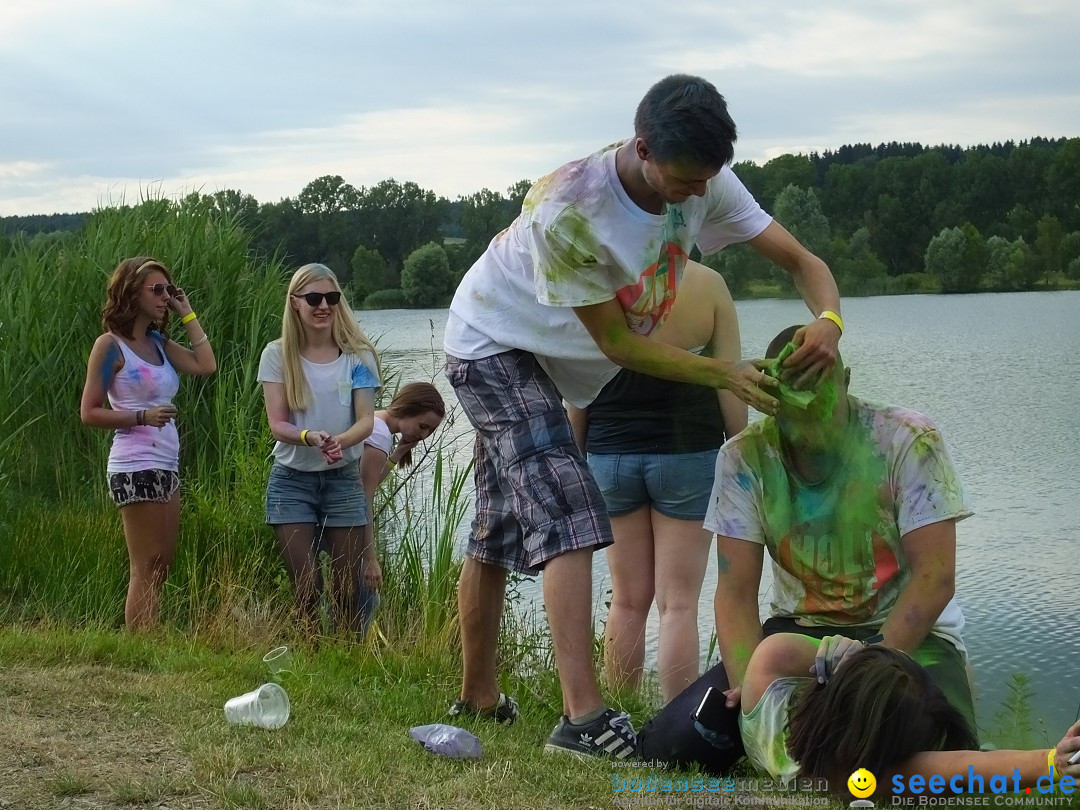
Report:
639,323,976,771
739,633,1079,795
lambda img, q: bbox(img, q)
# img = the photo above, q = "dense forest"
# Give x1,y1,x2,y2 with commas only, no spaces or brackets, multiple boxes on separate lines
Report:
3,137,1078,305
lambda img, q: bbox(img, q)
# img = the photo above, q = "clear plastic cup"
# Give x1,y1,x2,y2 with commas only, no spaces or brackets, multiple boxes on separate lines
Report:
223,683,291,729
262,646,293,677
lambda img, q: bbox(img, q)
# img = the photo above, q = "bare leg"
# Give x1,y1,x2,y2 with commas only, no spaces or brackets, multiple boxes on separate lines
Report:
458,556,507,709
273,523,320,631
324,525,365,634
653,511,711,702
543,547,604,718
120,492,180,630
603,506,655,693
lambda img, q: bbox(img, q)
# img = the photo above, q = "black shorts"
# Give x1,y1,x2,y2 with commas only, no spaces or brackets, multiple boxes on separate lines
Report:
108,469,180,508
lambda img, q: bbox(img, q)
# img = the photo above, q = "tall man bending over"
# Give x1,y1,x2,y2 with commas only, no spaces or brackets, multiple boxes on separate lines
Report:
443,74,843,758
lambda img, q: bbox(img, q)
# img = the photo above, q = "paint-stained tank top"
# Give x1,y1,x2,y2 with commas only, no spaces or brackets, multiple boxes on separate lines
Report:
106,332,180,473
585,364,727,454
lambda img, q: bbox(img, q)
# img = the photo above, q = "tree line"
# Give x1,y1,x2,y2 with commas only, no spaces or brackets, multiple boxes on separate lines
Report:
3,137,1078,304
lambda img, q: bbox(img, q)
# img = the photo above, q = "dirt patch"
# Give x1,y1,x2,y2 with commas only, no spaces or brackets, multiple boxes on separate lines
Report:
0,665,210,809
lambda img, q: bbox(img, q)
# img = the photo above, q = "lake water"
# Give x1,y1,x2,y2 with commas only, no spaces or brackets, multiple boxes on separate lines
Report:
359,291,1080,736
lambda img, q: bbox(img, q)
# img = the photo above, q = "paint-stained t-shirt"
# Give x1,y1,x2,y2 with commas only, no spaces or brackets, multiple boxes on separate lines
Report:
257,341,380,471
739,676,806,786
704,397,972,652
443,140,772,407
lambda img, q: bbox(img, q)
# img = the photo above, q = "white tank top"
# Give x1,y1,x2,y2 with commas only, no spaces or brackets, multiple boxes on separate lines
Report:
106,332,181,473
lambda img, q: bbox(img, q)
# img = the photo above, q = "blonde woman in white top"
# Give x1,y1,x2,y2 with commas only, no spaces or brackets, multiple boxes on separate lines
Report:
258,263,380,634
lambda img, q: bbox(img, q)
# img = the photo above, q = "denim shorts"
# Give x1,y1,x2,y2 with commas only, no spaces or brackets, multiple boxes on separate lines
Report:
264,462,368,527
588,449,720,520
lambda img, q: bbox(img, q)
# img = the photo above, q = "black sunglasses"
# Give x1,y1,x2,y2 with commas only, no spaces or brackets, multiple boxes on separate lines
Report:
147,283,178,297
292,291,342,307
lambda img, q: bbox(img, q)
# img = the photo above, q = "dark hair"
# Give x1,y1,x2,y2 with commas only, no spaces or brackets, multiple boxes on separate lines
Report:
766,325,803,359
634,74,737,168
102,257,173,338
787,646,977,784
386,382,446,467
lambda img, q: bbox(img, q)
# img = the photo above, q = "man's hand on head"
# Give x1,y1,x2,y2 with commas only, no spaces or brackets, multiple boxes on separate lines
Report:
783,318,841,389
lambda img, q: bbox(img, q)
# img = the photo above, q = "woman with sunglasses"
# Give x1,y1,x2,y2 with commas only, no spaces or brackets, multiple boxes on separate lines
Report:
80,256,216,629
258,263,381,634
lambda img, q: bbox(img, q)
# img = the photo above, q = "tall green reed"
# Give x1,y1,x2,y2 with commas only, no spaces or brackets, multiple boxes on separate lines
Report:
0,194,287,626
0,195,482,656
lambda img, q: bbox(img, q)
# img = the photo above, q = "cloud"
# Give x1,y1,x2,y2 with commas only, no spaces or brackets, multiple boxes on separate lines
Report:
0,0,1077,215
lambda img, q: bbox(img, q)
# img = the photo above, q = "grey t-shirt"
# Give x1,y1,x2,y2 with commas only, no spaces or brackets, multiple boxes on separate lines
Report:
258,340,380,471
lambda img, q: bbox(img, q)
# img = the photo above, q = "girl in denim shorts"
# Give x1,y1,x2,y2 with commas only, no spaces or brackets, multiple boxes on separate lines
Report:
258,263,380,634
567,261,747,702
79,257,217,629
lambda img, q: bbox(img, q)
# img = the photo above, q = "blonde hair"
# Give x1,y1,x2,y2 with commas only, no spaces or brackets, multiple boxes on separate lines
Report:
278,263,380,413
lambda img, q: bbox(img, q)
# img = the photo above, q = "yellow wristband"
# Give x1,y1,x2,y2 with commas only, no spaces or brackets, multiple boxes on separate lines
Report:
818,310,844,334
385,458,397,469
180,312,198,325
1048,748,1057,780
299,429,309,446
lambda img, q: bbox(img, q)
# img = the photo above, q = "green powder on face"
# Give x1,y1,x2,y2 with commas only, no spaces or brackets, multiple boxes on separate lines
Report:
763,342,815,409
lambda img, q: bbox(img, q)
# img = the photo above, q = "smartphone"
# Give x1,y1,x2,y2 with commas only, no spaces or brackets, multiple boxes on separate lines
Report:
692,686,729,730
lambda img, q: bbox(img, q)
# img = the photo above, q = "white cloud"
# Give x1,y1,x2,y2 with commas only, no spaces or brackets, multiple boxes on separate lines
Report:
0,0,1077,214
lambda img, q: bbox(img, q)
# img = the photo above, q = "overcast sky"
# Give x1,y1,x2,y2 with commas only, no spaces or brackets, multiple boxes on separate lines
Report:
2,0,1078,216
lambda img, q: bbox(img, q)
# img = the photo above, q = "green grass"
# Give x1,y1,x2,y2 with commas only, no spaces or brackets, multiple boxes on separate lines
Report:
0,626,662,810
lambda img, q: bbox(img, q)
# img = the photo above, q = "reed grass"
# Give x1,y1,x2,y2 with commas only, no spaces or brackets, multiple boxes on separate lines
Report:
0,193,482,659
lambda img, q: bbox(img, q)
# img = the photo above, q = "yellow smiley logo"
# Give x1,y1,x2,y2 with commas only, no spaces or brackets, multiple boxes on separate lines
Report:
847,768,877,798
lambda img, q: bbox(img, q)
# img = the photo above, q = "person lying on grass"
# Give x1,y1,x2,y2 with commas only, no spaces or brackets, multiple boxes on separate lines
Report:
738,632,1080,796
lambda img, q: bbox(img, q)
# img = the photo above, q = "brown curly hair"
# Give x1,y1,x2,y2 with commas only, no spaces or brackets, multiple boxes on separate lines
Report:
102,257,174,338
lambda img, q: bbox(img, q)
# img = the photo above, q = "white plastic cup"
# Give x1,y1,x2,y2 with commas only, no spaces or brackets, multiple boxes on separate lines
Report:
223,683,291,729
262,646,293,676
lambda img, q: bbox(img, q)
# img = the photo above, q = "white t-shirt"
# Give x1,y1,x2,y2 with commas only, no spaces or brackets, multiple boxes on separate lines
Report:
363,416,392,456
704,397,972,653
444,140,773,407
257,341,380,471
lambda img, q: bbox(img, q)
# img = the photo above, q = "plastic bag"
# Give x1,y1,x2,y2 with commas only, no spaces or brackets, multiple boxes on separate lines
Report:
409,723,483,759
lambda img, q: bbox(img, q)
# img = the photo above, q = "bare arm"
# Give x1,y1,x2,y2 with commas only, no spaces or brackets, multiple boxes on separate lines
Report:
740,633,819,711
80,335,132,429
879,521,957,653
162,288,216,375
704,271,748,437
163,330,216,376
914,720,1078,786
262,381,307,445
335,388,375,451
359,444,385,586
565,402,588,455
573,299,778,414
713,536,766,704
747,221,841,383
